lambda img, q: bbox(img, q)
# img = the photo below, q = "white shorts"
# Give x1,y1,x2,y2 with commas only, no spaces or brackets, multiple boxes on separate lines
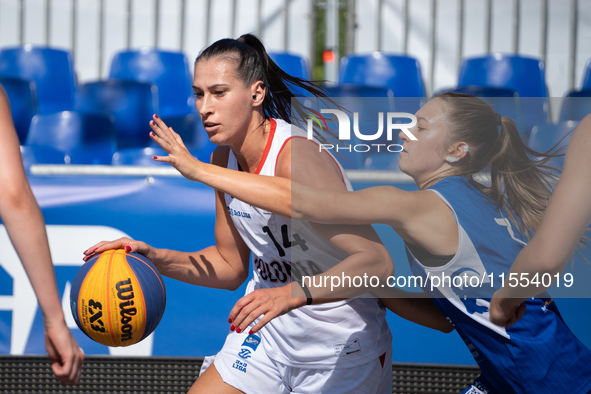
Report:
200,330,393,394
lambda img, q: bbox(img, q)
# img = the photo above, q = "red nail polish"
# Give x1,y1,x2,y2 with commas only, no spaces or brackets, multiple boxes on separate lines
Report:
230,325,235,331
94,248,98,251
152,156,158,160
154,114,159,119
83,249,88,254
236,327,242,333
125,246,131,252
249,330,253,335
228,318,232,323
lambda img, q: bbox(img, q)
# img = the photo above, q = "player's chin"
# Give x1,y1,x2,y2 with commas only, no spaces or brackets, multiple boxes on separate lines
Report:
397,158,411,176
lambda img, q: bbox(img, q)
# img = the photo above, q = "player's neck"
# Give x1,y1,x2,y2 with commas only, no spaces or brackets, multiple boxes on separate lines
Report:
232,116,272,173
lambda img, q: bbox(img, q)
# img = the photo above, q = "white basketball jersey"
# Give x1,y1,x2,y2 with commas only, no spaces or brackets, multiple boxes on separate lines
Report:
225,118,392,368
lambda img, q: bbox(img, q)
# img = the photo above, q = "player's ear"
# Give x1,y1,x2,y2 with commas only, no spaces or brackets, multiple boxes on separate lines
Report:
251,81,266,106
445,142,469,163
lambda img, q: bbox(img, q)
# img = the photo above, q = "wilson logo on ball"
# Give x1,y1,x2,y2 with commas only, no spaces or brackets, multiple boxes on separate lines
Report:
70,249,166,347
116,278,137,342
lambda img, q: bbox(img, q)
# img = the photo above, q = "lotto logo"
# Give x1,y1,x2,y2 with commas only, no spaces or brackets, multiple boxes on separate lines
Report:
241,334,261,351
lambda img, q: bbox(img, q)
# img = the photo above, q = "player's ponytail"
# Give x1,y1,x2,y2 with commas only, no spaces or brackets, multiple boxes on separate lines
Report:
196,34,337,144
436,93,562,240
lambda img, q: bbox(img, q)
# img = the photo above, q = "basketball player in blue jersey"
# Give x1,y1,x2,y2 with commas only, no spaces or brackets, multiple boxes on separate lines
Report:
85,35,452,394
152,93,591,393
490,113,591,327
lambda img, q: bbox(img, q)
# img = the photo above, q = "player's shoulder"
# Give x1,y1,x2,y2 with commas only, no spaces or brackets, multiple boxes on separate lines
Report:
274,127,345,188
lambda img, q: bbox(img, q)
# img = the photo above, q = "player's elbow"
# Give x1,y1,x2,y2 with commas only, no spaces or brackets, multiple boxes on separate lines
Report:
370,246,395,279
0,183,34,214
227,270,249,291
438,323,455,334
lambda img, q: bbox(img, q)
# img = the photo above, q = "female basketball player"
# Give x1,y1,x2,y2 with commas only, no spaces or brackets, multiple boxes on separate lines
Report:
150,92,591,393
85,35,453,394
0,85,84,384
490,113,591,327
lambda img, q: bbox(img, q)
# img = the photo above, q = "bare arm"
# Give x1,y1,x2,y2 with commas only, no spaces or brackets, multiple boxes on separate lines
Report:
85,147,252,291
0,86,84,384
150,115,453,332
148,114,433,227
225,137,452,334
490,114,591,326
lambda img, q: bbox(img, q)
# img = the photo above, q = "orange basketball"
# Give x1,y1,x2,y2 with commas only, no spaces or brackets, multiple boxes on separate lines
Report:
70,249,166,347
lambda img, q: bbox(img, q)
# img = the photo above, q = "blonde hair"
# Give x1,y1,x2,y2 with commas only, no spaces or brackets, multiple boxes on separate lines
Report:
435,93,561,241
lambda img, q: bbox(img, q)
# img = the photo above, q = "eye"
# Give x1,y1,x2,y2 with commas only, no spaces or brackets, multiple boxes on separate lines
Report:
214,90,226,97
193,90,203,98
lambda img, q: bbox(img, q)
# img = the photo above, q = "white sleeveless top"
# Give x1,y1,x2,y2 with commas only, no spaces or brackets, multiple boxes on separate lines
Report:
224,118,392,368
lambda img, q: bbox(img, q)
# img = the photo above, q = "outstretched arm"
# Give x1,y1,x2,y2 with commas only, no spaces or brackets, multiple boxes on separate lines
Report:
150,115,454,333
490,114,591,327
149,114,432,228
0,86,84,385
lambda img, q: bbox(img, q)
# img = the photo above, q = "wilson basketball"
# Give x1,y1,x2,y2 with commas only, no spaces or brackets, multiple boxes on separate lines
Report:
70,249,166,347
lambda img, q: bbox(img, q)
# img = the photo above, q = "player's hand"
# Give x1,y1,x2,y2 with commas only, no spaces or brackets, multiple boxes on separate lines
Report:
149,114,203,181
489,296,526,327
83,237,154,262
228,285,306,335
44,318,84,385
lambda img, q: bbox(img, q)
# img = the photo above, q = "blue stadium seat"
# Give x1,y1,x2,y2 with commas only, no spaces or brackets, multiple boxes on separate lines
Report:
0,76,38,143
109,48,206,151
109,48,194,118
434,86,527,137
338,53,426,114
112,146,169,166
527,121,579,169
582,58,591,90
75,80,158,149
0,45,76,114
268,52,310,80
314,84,396,170
20,145,67,170
559,89,591,122
26,111,116,165
457,54,549,130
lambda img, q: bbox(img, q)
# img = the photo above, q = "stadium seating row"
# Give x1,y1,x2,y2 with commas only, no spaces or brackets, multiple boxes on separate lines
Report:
0,45,589,171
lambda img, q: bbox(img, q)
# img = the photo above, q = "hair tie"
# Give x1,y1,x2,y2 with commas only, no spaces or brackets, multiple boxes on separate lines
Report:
495,113,503,127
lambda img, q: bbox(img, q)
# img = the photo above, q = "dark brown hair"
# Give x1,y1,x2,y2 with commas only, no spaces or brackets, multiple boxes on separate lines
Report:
195,34,337,144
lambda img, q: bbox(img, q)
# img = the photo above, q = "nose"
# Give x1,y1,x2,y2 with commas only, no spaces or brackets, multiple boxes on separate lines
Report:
198,93,214,119
399,129,409,142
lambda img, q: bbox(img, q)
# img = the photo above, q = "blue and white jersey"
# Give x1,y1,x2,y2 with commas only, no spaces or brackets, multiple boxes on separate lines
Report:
407,176,591,393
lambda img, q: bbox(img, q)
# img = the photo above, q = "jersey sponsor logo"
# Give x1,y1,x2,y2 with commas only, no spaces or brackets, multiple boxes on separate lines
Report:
254,257,323,285
227,207,252,219
238,349,252,359
450,268,489,315
241,334,261,351
541,298,554,313
232,359,248,373
237,334,260,360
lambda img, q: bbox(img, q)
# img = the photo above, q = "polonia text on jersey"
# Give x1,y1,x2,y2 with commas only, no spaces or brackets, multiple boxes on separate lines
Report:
254,256,323,284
